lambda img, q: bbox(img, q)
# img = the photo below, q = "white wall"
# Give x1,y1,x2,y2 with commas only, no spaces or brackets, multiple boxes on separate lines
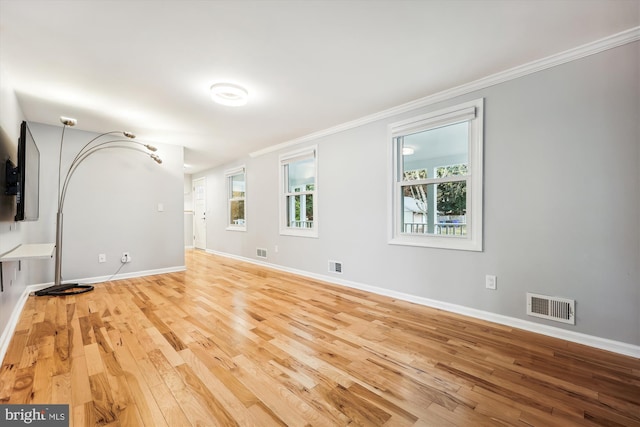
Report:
195,41,640,347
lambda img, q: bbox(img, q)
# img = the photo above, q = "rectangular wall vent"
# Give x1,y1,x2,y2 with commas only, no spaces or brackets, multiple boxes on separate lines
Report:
328,260,343,274
256,248,267,258
527,292,575,325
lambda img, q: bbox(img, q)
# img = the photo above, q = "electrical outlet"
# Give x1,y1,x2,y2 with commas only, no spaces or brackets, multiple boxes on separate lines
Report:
121,252,131,263
485,275,497,290
98,254,106,263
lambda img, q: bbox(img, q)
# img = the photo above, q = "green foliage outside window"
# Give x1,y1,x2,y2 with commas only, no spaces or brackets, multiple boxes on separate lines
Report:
436,165,467,216
403,165,467,216
293,184,314,221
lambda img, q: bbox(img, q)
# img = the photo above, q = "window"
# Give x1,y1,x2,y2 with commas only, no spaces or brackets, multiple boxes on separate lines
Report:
280,146,318,237
390,99,483,251
225,165,246,231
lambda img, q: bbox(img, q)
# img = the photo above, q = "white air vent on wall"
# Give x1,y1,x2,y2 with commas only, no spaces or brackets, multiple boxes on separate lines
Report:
256,248,267,258
527,293,575,325
328,260,343,274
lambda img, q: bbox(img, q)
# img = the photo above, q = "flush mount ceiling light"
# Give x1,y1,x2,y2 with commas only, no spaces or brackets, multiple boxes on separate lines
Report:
402,146,415,156
210,83,249,107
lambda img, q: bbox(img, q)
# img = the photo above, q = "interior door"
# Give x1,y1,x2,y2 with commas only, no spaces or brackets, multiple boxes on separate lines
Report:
193,177,207,249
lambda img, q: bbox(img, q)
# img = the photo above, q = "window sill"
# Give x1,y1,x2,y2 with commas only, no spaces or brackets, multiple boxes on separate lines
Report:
280,228,318,238
389,235,482,251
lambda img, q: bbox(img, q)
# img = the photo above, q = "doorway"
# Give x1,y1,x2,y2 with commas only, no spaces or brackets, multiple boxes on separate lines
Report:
193,177,207,249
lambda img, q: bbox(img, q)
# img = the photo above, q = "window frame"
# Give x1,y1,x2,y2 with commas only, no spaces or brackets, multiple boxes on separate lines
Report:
279,145,318,238
389,98,484,251
225,165,246,232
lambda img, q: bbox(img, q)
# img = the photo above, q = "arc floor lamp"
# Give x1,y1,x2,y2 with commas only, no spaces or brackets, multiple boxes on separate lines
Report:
36,117,162,296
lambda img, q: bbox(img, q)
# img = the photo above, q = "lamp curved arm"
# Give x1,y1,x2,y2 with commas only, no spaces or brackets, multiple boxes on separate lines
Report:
75,130,135,159
58,127,135,202
69,131,145,174
59,145,162,212
65,138,156,180
58,139,160,208
53,119,161,289
57,125,68,203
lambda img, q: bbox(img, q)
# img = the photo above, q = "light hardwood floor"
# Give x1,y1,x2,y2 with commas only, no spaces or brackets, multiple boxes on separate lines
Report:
1,250,639,426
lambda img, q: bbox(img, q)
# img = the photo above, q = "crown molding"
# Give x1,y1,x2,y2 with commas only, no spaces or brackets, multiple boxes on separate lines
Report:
250,26,640,158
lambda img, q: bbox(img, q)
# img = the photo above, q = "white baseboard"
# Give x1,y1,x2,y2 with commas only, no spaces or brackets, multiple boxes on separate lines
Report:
0,286,33,366
0,265,186,364
68,265,187,285
207,249,640,359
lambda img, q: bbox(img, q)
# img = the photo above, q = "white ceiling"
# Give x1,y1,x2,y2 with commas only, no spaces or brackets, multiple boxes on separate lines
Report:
1,0,638,173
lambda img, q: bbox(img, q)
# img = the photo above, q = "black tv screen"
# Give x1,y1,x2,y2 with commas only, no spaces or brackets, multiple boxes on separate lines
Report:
5,121,40,221
0,126,16,221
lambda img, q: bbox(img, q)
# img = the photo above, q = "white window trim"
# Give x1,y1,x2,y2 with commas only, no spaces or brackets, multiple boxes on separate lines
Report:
279,145,318,238
388,98,484,251
225,165,246,232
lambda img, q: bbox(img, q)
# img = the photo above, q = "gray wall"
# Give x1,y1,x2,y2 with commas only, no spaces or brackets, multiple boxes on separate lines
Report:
184,174,194,248
196,41,640,346
0,67,27,338
26,122,185,284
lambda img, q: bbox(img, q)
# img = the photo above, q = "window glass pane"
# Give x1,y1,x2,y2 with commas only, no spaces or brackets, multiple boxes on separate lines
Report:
286,193,314,228
401,182,467,236
401,121,469,179
438,181,467,218
287,158,315,192
402,183,429,233
436,164,468,178
403,168,428,181
231,174,245,197
230,200,244,225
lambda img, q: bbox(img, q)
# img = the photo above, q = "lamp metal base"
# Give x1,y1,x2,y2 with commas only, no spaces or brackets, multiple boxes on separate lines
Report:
35,283,94,296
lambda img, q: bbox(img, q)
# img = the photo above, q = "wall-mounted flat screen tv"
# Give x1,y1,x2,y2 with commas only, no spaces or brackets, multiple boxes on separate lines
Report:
0,126,16,221
4,121,40,221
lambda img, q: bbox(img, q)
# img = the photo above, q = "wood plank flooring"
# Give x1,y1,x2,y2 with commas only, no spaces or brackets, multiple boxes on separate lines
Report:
1,249,639,426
